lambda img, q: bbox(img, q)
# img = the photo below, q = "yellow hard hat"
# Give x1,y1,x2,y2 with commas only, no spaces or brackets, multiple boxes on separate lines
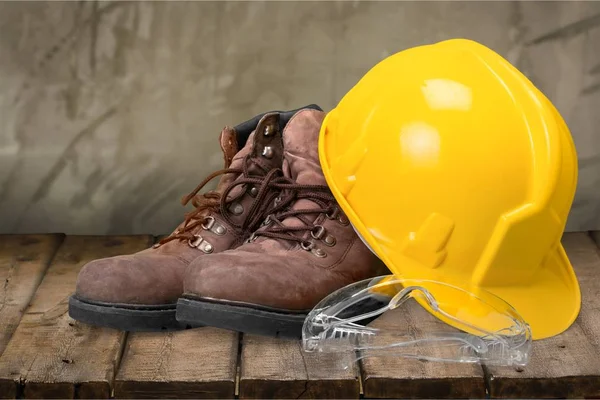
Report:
319,38,580,340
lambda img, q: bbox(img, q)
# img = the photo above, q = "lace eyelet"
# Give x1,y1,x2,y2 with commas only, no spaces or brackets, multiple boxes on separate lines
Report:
311,225,326,240
202,216,227,236
263,124,273,136
311,248,327,258
188,234,204,248
301,241,314,251
248,186,258,197
202,216,215,230
323,234,336,247
245,233,257,244
338,214,350,226
201,242,214,254
262,146,274,159
188,234,214,253
326,208,340,220
262,215,272,227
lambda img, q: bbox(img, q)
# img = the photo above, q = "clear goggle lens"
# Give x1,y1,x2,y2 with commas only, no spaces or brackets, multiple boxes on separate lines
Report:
302,275,531,367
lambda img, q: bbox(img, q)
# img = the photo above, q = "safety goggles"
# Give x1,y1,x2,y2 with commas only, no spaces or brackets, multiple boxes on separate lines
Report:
302,275,531,367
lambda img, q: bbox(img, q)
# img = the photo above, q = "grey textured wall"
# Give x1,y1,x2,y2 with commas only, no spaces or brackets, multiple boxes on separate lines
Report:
0,1,599,235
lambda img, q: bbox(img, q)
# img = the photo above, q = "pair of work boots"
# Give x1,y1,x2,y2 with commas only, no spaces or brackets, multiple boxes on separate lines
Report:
68,105,385,337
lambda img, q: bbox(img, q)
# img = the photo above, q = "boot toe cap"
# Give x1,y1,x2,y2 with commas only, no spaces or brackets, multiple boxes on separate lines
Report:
75,255,184,305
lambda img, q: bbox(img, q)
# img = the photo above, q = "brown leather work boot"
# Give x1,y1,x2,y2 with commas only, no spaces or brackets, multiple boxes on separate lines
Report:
176,109,386,338
69,105,323,331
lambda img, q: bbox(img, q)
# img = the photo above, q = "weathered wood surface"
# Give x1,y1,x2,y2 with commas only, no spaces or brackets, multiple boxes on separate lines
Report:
360,304,486,399
239,334,359,399
0,236,152,399
115,328,239,399
0,233,598,399
0,234,63,358
486,232,600,398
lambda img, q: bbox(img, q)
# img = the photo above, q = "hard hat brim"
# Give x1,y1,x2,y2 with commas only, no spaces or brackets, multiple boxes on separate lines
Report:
485,243,580,340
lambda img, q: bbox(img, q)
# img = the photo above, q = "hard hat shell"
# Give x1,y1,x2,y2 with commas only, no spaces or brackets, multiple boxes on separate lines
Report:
319,38,580,340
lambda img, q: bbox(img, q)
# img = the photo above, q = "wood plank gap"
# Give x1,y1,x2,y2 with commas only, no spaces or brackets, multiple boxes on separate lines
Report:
357,351,364,399
14,379,25,399
481,364,492,399
110,331,130,398
589,230,600,249
34,233,65,288
235,333,243,399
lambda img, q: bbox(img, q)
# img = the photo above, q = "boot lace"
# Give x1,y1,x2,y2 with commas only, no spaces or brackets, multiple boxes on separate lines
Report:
252,179,343,249
157,156,284,246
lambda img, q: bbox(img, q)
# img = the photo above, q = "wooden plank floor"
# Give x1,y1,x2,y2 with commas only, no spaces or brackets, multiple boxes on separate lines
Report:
0,236,152,399
0,232,598,399
239,335,359,399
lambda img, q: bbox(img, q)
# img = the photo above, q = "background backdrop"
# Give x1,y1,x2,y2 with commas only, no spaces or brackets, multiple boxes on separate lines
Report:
1,1,599,235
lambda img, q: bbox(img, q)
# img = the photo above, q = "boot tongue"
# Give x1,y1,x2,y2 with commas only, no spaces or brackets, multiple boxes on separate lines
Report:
282,110,327,187
216,129,254,193
258,109,327,250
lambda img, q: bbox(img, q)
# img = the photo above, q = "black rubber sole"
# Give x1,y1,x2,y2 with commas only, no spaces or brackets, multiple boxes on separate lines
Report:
176,297,308,338
69,296,192,332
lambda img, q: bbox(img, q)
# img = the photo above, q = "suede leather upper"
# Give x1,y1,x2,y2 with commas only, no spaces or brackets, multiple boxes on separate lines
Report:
182,110,387,311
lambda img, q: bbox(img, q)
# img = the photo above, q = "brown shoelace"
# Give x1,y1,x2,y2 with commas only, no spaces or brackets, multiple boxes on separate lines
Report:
253,179,338,246
158,155,284,246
